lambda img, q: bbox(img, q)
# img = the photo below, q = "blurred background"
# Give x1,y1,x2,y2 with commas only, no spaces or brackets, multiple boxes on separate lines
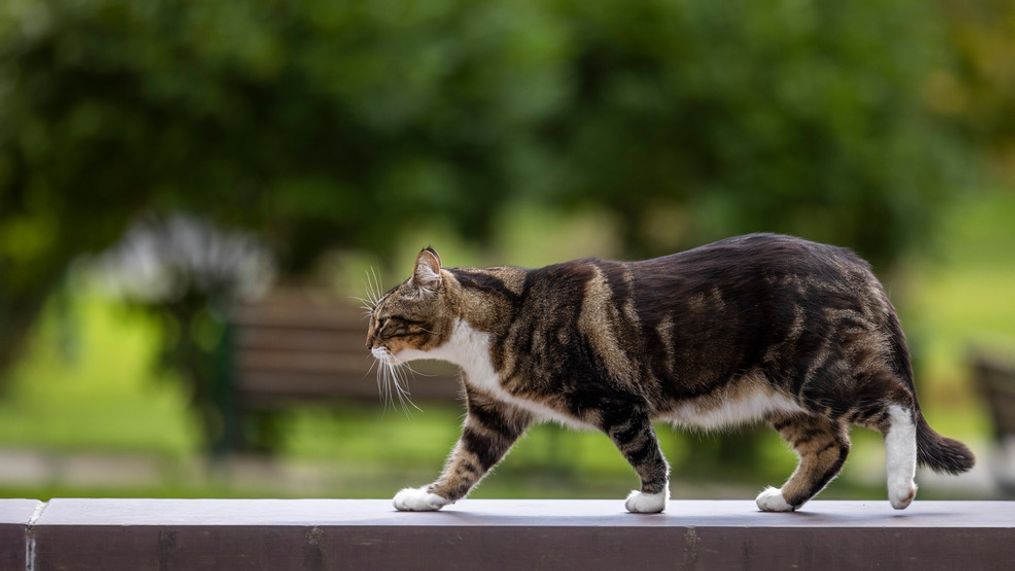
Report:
1,0,1014,502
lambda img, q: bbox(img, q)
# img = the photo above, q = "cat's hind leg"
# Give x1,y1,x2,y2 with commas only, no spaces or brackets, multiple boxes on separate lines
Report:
757,414,850,512
881,404,918,509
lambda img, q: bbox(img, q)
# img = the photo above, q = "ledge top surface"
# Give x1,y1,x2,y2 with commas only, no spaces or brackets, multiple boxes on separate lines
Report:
0,499,42,525
10,499,1012,528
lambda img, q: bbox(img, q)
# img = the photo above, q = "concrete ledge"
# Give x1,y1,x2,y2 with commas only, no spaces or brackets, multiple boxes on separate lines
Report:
2,499,1013,570
0,499,40,570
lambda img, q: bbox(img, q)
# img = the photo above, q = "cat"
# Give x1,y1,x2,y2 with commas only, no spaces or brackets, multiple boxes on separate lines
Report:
365,233,974,513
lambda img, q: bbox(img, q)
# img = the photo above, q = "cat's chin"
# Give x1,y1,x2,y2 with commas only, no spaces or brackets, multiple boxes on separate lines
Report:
387,347,432,364
393,487,451,512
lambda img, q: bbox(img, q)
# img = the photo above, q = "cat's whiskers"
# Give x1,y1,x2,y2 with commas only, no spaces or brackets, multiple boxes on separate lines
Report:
349,295,376,315
389,354,437,378
367,268,383,306
388,360,422,413
360,269,385,317
372,349,422,414
379,360,394,411
363,357,378,378
388,363,408,411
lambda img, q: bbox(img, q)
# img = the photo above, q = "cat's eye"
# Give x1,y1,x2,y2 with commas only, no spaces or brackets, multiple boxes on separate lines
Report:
390,316,425,326
378,316,408,329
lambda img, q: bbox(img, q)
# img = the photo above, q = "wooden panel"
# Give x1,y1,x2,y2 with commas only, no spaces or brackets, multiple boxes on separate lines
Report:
235,329,368,352
231,307,365,331
30,500,1015,571
0,499,42,571
228,293,463,409
236,371,461,407
236,350,372,376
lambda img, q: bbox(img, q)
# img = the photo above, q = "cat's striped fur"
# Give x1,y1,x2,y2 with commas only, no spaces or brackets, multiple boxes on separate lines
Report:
366,233,974,513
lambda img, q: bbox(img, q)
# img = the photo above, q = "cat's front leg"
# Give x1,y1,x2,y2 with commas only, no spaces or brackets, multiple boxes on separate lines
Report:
394,389,532,511
603,410,670,514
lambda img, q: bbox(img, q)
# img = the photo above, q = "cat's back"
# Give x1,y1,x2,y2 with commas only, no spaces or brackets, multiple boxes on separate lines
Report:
617,233,888,331
521,233,880,315
634,233,871,284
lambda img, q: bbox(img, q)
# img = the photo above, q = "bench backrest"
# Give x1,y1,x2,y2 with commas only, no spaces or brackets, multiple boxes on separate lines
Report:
230,290,461,409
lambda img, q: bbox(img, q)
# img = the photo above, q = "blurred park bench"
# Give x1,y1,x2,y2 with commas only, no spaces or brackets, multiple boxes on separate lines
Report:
214,289,461,454
971,349,1015,495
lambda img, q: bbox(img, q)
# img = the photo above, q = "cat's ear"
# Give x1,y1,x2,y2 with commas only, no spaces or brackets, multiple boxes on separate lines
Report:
412,247,442,290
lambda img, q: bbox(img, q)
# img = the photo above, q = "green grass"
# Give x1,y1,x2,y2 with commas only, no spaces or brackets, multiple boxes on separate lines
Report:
905,190,1015,422
0,297,197,457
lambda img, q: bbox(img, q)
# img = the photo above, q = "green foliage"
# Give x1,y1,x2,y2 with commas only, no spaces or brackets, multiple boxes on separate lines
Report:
0,0,568,267
934,0,1015,177
1,0,968,264
0,0,976,382
537,0,967,264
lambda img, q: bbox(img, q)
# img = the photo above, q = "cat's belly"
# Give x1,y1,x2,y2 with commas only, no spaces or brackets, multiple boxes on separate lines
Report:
469,374,596,430
660,382,805,431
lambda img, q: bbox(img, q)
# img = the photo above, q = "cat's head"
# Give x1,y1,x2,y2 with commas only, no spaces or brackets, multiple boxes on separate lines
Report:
365,247,454,362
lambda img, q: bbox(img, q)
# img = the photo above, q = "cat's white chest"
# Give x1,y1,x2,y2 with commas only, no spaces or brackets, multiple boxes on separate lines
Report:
413,319,591,429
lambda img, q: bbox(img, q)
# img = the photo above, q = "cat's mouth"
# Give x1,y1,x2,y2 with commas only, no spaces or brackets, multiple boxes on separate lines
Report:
371,346,392,361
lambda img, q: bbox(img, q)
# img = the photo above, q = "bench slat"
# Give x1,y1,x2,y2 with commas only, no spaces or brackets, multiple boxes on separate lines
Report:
237,372,460,406
236,329,367,352
236,351,373,376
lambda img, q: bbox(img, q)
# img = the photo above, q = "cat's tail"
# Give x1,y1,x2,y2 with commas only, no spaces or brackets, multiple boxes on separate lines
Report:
916,417,975,474
884,309,976,475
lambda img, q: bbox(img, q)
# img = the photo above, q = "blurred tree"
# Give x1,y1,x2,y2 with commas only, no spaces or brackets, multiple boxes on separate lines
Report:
97,214,275,452
534,0,967,266
934,0,1015,179
0,0,556,374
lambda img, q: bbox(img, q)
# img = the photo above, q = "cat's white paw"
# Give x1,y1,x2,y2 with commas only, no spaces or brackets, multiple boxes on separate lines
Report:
393,487,450,512
889,481,917,510
625,489,668,514
756,487,795,512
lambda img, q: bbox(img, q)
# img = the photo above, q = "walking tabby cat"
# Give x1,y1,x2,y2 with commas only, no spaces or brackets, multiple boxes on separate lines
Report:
365,234,974,513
